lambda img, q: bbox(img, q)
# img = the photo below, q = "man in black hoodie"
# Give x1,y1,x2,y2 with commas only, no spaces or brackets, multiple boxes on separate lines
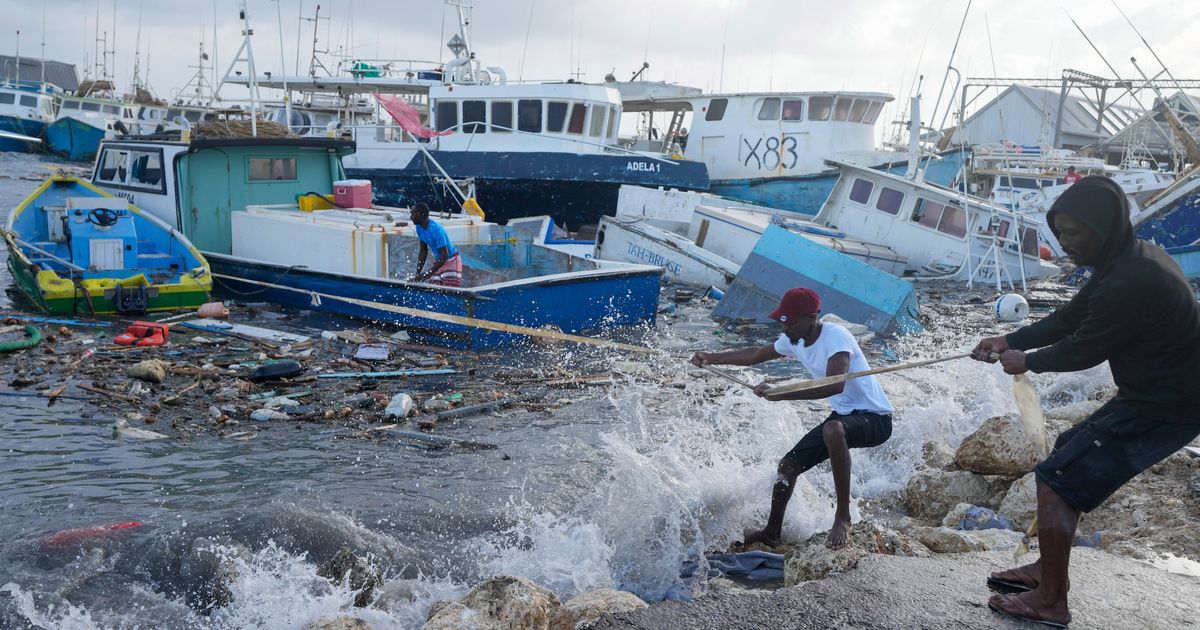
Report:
971,176,1200,627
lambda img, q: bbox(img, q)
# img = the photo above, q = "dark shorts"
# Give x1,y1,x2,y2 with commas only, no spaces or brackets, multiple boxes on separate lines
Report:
1035,399,1200,513
780,410,893,473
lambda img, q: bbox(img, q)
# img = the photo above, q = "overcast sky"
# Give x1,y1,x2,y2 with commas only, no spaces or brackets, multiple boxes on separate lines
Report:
3,0,1196,133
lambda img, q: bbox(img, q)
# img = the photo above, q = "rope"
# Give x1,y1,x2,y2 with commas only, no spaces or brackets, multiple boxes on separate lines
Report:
212,264,304,296
210,272,655,354
0,325,43,352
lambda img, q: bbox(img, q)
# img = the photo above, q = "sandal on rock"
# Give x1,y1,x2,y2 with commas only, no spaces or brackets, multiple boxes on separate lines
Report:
987,593,1069,628
986,567,1039,593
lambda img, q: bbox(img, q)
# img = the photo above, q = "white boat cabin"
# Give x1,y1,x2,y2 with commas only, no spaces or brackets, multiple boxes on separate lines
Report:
57,96,137,131
814,160,1057,287
0,83,58,124
624,91,894,180
351,82,624,160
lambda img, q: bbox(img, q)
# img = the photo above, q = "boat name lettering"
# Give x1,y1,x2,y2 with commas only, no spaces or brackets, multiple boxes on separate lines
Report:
742,136,799,170
626,242,681,274
112,190,134,202
626,161,661,173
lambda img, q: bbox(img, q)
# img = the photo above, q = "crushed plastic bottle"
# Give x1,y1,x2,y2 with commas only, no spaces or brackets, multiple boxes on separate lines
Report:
385,393,414,418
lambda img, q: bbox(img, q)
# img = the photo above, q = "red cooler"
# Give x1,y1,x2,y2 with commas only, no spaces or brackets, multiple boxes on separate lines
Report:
334,179,373,208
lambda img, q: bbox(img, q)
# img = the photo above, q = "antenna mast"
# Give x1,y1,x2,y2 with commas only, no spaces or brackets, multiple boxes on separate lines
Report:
215,0,262,136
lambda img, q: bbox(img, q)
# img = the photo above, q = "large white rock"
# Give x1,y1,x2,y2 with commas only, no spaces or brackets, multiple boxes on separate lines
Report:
783,522,928,586
954,415,1042,476
921,440,957,470
913,526,1025,553
999,472,1040,531
550,588,647,630
423,575,560,630
904,469,996,522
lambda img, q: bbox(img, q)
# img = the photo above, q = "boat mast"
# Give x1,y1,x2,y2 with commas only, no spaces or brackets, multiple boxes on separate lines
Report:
215,0,262,136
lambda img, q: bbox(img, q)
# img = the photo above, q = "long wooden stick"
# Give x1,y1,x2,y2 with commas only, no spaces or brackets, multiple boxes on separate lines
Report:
702,364,756,389
765,352,972,396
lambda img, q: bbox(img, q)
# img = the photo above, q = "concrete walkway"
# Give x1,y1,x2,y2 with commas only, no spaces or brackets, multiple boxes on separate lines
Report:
593,549,1200,629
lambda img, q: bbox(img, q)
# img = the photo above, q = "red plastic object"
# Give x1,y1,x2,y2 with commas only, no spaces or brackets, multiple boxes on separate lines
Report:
334,179,372,208
1039,244,1052,261
115,321,170,346
42,521,143,546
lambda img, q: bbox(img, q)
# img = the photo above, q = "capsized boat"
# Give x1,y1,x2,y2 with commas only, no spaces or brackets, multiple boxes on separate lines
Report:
4,175,211,315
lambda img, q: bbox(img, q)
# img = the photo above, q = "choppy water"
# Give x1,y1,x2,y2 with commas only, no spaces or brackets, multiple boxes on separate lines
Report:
0,153,1114,629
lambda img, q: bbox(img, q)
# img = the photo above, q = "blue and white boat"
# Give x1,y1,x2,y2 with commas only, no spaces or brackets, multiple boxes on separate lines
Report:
1134,171,1200,250
89,135,664,348
47,95,138,161
619,90,966,215
0,81,59,152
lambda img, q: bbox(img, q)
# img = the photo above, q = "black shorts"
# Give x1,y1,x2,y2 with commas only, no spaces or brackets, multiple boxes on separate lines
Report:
1035,399,1200,513
780,410,893,472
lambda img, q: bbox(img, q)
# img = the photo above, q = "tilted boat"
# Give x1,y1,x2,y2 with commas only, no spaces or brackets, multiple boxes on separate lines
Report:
4,175,211,315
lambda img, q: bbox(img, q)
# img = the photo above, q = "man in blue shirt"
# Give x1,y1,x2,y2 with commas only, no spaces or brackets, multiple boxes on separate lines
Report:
411,203,462,287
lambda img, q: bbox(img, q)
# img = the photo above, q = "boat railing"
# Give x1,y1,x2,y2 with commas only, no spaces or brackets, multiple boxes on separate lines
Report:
351,120,682,165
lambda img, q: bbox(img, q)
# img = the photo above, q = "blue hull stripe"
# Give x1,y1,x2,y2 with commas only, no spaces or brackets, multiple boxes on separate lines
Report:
0,116,46,153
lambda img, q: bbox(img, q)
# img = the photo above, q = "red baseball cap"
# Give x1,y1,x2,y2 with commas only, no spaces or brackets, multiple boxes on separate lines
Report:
769,288,821,322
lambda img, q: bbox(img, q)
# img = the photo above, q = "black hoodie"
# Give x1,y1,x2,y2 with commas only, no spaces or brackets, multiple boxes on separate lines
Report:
1006,176,1200,422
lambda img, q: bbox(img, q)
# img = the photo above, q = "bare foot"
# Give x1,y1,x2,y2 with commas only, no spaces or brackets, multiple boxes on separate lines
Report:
825,516,852,550
741,528,781,547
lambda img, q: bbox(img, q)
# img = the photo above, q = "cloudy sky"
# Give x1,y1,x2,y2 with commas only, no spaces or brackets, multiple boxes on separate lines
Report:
3,0,1196,133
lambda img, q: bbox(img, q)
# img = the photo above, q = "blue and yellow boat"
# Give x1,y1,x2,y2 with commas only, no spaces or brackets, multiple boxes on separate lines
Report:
4,175,211,315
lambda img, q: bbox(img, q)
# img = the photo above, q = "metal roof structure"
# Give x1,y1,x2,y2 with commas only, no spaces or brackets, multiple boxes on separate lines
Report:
949,83,1142,150
0,55,79,92
1099,91,1200,160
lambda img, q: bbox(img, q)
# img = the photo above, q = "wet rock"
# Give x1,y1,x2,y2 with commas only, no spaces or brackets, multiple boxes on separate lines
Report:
953,414,1041,475
1044,399,1104,425
550,588,647,630
424,575,560,630
317,547,382,608
424,398,453,413
920,440,956,470
128,359,169,384
178,538,249,612
999,472,1039,531
782,522,927,586
903,469,994,522
912,526,1025,553
301,617,373,630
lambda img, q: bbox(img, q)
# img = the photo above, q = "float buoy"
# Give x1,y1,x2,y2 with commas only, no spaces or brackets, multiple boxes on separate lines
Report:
995,294,1030,322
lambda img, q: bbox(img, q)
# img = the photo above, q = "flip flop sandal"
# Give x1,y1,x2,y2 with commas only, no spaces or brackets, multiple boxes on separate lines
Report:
988,594,1070,628
987,576,1035,593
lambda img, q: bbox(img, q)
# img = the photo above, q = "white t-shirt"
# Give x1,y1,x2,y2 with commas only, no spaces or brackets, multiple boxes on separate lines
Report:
773,323,894,416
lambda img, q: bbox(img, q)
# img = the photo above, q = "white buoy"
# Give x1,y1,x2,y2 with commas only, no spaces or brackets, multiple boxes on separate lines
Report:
995,294,1030,322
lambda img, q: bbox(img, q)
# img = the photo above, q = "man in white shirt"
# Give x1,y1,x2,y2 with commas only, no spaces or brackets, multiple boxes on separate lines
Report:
692,288,894,549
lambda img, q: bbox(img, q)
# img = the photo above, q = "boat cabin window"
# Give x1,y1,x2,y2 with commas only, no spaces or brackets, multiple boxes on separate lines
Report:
589,105,606,137
491,101,513,132
248,158,297,181
809,96,832,121
938,204,967,237
849,99,869,123
782,99,804,121
864,101,883,124
97,149,129,183
0,93,13,105
103,105,121,115
606,107,618,139
128,151,164,189
705,98,728,121
875,186,904,215
166,108,182,120
435,100,458,132
1020,226,1039,257
912,197,944,230
62,100,80,110
518,99,542,133
833,97,852,121
567,103,587,134
185,110,203,123
20,95,37,108
462,100,486,133
758,98,781,120
848,178,874,205
81,102,101,112
547,101,568,133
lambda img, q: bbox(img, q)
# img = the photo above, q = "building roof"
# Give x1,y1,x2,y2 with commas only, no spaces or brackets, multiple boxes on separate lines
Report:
955,84,1144,146
0,55,79,92
1100,90,1200,151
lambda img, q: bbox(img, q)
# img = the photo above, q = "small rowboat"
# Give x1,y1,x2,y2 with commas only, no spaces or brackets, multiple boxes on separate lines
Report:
4,175,211,315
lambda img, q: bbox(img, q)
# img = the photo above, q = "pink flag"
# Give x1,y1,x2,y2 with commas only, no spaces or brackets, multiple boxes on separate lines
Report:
375,93,453,139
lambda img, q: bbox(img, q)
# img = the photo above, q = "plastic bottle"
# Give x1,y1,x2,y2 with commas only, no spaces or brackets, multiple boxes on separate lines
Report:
385,393,414,418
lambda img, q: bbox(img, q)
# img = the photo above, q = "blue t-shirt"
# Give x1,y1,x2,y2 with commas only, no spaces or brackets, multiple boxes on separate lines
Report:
415,219,458,259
